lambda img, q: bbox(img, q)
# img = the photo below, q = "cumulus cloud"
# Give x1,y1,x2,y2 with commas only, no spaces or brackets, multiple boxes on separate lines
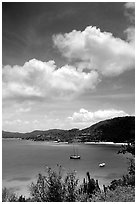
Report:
125,2,135,9
17,107,31,113
124,2,135,45
3,59,99,101
124,27,135,44
3,15,135,103
4,119,22,125
68,108,128,125
33,120,39,124
124,2,135,24
53,26,134,77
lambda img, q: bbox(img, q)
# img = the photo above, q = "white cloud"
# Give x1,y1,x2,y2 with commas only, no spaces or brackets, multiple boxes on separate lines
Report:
124,2,135,9
3,59,99,102
3,23,135,103
124,2,135,45
17,107,31,113
4,119,22,125
24,121,30,124
33,120,39,124
124,2,135,23
68,108,128,125
53,26,134,77
124,27,135,45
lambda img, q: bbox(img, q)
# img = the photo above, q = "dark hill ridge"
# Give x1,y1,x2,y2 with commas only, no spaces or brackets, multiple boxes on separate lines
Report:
2,116,135,143
80,116,135,143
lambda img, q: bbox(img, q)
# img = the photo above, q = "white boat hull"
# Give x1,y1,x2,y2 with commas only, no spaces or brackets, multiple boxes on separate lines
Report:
70,155,81,159
99,163,105,167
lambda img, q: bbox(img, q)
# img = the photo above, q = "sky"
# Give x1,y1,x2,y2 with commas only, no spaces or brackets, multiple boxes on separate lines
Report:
2,2,135,132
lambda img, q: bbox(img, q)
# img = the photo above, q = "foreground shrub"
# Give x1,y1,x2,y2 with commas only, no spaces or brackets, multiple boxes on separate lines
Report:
91,186,135,202
64,172,79,201
30,166,79,202
30,169,64,201
109,146,135,191
2,188,18,202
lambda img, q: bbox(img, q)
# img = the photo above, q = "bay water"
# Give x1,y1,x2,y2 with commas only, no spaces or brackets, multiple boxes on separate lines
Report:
2,139,129,197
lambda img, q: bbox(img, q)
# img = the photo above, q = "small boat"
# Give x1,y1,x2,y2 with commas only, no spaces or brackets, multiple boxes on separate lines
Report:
70,155,81,159
70,142,81,159
99,162,105,167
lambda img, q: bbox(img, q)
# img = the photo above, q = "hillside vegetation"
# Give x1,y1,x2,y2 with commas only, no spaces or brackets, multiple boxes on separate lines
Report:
2,116,135,143
80,116,135,143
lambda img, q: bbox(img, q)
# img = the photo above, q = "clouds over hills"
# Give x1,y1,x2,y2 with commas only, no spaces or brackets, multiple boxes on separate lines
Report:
68,108,128,127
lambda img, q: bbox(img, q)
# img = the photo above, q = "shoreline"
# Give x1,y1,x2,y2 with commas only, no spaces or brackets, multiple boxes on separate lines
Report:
84,141,129,145
2,138,129,145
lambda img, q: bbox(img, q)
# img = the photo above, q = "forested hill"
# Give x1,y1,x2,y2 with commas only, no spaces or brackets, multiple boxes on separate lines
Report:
80,116,135,143
2,116,135,143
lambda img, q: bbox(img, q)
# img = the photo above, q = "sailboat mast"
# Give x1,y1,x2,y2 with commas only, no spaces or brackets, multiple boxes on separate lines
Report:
70,141,81,159
76,146,78,156
73,143,76,155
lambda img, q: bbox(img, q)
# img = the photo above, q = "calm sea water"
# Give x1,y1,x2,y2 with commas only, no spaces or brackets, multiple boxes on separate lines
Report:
2,139,129,197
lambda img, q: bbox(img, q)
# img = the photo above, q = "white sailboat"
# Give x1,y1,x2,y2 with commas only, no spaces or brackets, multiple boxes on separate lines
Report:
70,143,81,159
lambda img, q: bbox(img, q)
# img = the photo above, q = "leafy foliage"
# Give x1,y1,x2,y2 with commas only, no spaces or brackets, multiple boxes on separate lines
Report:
118,142,135,156
109,143,135,191
30,169,64,201
30,166,80,202
2,188,18,202
64,172,79,201
90,186,135,202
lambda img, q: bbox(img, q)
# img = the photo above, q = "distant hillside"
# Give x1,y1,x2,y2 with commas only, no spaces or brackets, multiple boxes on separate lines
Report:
2,128,79,142
2,116,135,143
2,131,24,138
80,116,135,143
